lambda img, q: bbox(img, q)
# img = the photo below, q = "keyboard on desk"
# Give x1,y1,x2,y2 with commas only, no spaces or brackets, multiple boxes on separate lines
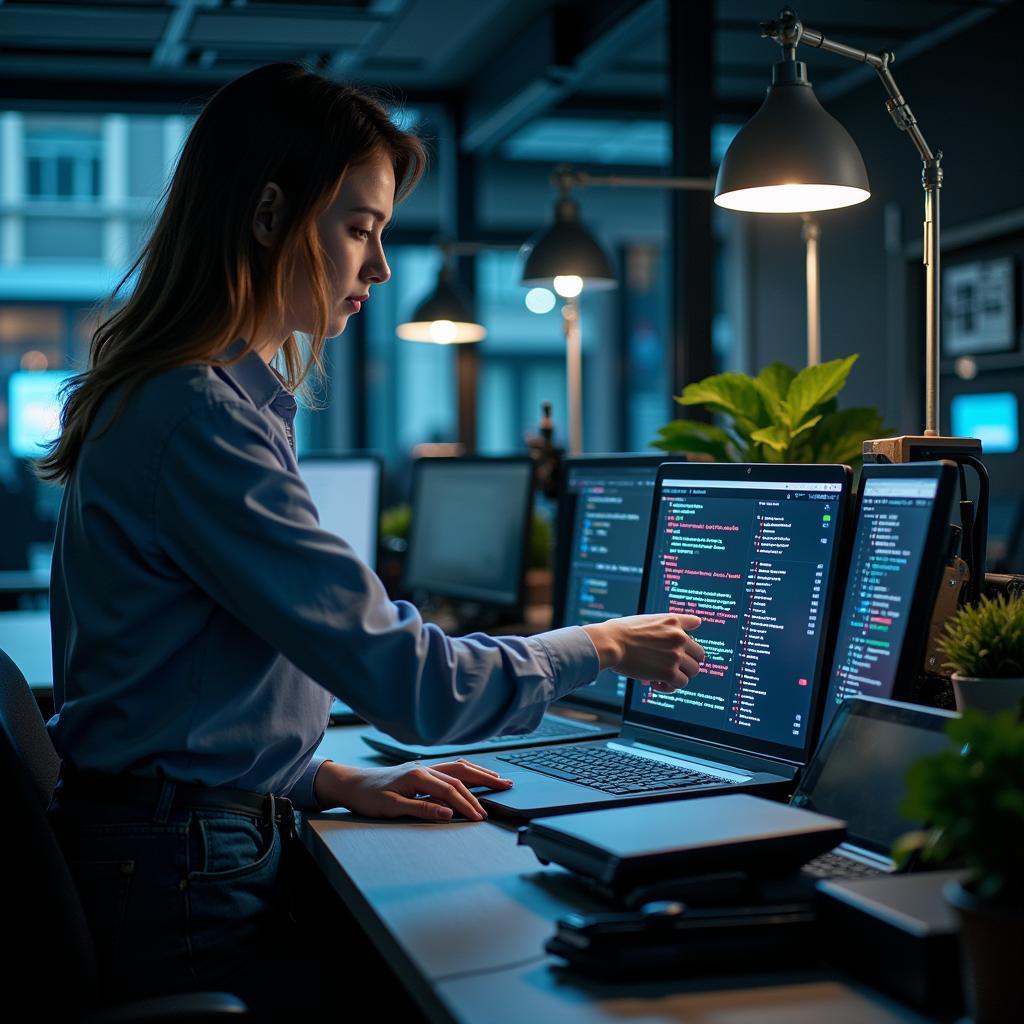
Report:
802,850,888,880
498,745,725,795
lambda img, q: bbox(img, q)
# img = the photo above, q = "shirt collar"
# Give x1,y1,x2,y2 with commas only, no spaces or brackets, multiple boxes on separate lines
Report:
218,339,291,411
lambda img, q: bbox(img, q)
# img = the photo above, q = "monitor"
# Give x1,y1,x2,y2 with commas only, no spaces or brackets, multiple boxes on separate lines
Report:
8,370,72,459
950,391,1019,454
793,697,956,858
625,462,851,765
821,462,957,733
554,455,664,710
404,456,534,607
299,454,382,570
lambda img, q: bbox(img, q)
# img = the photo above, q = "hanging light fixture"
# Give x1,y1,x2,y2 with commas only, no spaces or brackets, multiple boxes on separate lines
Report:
397,246,487,344
519,169,617,293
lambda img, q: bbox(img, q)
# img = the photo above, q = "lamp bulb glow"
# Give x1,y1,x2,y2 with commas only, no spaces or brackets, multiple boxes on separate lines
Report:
553,275,583,298
525,288,556,314
429,319,457,344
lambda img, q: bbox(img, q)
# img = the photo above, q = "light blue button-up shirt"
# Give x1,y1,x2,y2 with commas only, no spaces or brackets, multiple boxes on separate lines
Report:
47,348,599,808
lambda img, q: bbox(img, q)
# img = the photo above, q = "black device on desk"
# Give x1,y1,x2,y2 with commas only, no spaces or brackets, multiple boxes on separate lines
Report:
363,454,664,760
476,461,852,820
796,696,957,879
299,453,384,726
819,462,958,735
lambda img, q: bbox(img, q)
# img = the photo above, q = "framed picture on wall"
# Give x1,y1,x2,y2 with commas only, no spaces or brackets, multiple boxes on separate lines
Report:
943,256,1016,356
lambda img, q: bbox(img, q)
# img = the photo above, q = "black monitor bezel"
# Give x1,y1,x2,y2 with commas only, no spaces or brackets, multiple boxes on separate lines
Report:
297,451,384,573
553,453,668,711
822,460,958,720
403,454,535,609
624,460,852,767
792,695,958,856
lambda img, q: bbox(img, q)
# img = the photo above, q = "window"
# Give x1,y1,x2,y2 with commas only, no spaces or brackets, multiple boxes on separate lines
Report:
24,119,103,202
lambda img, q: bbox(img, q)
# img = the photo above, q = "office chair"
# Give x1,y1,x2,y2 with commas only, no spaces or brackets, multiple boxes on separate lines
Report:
0,647,247,1021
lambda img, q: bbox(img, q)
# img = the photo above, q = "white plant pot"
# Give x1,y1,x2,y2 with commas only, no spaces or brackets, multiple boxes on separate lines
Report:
951,673,1024,715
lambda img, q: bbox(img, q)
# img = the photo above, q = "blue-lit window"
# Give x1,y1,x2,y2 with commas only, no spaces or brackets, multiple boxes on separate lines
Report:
25,123,103,202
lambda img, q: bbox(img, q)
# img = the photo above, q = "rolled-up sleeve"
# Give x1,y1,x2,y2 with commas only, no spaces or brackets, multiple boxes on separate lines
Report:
154,398,600,746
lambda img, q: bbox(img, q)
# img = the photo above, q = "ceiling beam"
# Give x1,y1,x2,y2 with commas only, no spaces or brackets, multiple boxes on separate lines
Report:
459,0,659,154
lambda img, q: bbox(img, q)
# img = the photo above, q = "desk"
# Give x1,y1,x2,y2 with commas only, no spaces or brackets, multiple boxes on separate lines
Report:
304,726,931,1024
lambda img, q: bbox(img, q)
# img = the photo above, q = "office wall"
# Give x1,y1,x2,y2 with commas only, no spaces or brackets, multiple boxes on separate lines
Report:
744,4,1024,437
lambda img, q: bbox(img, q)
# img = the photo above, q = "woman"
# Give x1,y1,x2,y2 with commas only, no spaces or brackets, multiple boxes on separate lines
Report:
41,63,704,1012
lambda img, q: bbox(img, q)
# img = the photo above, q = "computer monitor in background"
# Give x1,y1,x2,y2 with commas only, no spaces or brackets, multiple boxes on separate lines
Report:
820,462,958,735
553,455,665,711
298,454,382,571
404,456,534,612
8,370,72,459
950,391,1019,454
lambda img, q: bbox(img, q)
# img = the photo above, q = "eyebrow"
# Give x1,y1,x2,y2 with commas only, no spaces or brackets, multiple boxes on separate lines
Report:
348,205,390,225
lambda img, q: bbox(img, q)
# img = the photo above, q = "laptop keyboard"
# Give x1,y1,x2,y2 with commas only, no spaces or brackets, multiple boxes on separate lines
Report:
803,850,886,880
497,745,724,794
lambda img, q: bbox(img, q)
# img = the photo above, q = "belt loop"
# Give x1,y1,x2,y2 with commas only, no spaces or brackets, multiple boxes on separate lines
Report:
263,793,276,832
154,779,176,823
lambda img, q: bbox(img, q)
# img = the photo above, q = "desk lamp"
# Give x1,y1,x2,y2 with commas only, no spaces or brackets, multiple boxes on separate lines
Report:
715,5,980,461
716,7,987,605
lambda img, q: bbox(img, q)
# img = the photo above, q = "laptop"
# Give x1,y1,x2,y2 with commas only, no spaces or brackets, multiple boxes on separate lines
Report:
796,696,957,879
298,453,383,725
819,461,958,736
473,461,852,820
362,455,665,759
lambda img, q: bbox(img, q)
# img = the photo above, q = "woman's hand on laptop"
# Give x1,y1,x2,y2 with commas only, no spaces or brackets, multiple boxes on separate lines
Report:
313,758,513,822
583,614,704,691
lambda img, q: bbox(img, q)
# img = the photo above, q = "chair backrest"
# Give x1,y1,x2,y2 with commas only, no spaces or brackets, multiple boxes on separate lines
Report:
0,716,100,1015
0,646,60,807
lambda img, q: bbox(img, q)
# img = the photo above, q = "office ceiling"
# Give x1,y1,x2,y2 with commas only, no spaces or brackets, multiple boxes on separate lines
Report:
0,0,1002,154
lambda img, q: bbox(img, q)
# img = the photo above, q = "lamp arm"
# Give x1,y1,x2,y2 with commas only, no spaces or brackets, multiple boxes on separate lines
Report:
763,6,945,435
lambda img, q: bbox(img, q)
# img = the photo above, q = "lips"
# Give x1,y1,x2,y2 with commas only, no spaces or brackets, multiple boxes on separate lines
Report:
345,294,369,314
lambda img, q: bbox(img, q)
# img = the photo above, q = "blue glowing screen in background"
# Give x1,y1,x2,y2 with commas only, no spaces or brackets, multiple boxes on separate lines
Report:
8,370,72,459
950,392,1019,454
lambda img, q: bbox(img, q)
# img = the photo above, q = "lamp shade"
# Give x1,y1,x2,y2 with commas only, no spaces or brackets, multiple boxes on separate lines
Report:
715,60,870,214
520,196,617,290
396,269,486,344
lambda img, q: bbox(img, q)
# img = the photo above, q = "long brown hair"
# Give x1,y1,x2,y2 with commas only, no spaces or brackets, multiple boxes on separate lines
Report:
39,63,425,483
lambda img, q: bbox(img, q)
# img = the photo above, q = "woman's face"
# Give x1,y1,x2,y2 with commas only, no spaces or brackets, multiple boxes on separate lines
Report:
288,153,395,339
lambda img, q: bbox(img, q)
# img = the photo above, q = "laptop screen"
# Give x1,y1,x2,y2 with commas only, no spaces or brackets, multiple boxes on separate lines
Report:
404,457,533,606
821,470,947,733
793,698,956,857
559,458,661,710
299,456,381,570
626,465,849,764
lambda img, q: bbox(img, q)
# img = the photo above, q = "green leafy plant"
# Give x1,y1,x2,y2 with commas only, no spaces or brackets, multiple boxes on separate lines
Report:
939,594,1024,679
896,710,1024,904
651,354,887,464
380,503,411,544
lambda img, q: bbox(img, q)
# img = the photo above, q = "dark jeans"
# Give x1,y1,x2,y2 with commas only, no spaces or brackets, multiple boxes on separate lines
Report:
49,786,299,1014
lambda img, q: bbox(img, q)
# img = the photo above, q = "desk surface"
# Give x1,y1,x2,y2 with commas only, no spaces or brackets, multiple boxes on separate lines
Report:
305,725,931,1024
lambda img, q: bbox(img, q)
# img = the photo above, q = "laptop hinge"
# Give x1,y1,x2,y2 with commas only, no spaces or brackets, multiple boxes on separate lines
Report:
616,725,799,779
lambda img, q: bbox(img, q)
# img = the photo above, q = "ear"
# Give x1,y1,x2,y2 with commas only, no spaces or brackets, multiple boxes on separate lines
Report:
253,182,286,248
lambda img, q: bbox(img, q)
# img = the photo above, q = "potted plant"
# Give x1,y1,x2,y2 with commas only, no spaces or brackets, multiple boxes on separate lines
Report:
898,710,1024,1023
651,354,887,465
939,594,1024,715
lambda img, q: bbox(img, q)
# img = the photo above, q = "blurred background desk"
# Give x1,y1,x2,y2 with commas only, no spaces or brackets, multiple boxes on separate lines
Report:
304,725,932,1024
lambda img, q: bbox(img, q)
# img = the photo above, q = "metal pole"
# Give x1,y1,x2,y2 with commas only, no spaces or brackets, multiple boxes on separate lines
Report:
563,297,583,455
923,156,943,435
801,214,821,366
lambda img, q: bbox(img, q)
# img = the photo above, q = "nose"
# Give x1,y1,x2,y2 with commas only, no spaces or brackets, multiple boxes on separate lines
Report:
363,238,390,286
